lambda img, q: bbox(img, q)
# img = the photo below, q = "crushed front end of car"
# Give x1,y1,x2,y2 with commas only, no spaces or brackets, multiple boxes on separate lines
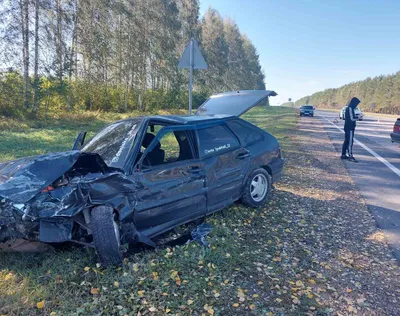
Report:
0,151,140,251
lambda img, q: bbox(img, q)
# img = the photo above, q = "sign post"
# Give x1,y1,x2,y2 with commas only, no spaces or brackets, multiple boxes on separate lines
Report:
189,39,194,114
178,38,207,115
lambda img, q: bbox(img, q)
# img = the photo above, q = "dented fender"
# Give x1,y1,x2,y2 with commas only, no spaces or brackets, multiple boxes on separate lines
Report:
0,151,140,243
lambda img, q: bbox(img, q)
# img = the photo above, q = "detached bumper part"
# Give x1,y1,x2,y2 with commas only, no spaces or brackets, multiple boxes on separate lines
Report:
39,218,73,243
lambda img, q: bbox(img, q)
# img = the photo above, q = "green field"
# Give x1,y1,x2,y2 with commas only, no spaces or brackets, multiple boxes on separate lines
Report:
0,107,299,315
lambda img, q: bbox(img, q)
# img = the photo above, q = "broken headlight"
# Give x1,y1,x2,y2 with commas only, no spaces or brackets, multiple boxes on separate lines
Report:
42,175,69,193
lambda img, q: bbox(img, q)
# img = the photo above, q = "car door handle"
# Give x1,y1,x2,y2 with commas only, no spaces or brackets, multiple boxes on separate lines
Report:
236,151,250,159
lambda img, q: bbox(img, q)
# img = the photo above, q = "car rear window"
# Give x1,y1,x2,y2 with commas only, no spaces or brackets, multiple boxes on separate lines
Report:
302,106,313,109
197,125,239,157
226,120,263,145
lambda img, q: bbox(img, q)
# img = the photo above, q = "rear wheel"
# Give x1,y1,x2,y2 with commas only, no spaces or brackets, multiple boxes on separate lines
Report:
240,168,271,207
91,205,123,267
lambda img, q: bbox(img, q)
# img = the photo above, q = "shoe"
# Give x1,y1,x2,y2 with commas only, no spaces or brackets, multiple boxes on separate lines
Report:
348,156,358,163
340,155,349,159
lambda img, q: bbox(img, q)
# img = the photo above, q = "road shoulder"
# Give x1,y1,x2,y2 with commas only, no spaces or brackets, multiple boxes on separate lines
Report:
279,116,400,314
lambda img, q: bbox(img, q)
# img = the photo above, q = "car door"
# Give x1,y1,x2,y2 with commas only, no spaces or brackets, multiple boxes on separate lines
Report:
196,123,251,213
132,126,207,235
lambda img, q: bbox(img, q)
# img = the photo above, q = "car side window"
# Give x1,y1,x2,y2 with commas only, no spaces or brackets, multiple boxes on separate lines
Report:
142,130,194,167
226,120,263,145
197,124,240,158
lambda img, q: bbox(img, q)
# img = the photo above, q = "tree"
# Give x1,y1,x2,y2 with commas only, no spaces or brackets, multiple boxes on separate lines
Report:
296,72,400,114
0,1,267,115
21,0,30,108
199,7,228,92
223,18,247,90
241,34,265,90
33,0,40,112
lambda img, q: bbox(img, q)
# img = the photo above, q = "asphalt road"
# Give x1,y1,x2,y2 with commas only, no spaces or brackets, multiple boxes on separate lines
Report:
313,110,400,260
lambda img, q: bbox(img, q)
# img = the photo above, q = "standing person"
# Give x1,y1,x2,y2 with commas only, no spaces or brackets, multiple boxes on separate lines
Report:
341,97,360,162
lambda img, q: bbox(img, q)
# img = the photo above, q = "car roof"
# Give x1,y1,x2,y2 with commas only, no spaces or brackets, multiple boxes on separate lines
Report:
115,114,236,126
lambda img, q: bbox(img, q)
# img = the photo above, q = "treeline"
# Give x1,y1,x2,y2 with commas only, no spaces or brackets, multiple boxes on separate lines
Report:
296,71,400,114
0,0,265,117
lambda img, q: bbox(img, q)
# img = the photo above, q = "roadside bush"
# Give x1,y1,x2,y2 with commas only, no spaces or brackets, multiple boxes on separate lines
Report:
0,72,210,118
0,72,25,117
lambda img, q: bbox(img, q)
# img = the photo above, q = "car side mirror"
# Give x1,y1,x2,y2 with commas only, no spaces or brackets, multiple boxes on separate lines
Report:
72,131,87,150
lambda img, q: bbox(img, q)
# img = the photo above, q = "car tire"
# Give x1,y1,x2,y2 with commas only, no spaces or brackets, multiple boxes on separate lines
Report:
311,114,314,117
240,168,271,208
91,205,123,267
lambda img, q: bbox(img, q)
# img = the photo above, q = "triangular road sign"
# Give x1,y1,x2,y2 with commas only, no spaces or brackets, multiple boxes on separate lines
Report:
178,38,208,69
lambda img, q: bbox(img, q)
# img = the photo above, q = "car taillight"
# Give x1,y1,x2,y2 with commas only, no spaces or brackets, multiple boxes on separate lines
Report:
394,120,400,133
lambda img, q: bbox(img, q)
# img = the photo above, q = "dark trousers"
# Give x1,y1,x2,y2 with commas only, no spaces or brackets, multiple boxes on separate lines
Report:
342,128,355,156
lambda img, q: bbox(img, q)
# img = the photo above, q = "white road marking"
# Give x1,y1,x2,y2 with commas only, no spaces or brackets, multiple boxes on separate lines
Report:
322,116,400,178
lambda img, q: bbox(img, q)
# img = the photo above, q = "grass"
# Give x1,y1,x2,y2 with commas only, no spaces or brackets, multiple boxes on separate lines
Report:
0,109,187,162
0,107,301,315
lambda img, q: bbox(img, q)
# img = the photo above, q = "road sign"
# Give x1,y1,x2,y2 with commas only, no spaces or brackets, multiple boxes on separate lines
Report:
178,38,208,115
178,38,208,69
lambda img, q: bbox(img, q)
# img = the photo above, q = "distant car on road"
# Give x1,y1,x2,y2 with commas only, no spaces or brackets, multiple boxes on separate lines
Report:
391,118,400,144
354,107,364,121
339,107,346,119
339,106,363,121
299,105,314,117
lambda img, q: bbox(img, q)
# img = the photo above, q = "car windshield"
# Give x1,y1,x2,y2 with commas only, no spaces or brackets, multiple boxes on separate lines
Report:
82,119,142,168
302,105,313,109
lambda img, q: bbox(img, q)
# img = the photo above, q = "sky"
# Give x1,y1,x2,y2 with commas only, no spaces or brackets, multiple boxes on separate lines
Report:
199,0,400,105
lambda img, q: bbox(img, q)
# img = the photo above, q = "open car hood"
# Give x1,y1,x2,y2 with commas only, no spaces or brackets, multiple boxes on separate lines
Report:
195,90,277,117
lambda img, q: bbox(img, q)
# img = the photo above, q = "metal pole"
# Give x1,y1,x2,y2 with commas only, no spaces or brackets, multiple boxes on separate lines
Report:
189,38,194,115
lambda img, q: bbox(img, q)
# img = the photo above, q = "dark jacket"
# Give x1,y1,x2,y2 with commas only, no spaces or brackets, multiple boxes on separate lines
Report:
344,97,360,131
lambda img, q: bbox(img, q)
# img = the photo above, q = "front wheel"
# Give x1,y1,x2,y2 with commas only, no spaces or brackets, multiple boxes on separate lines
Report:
240,168,271,207
91,205,123,267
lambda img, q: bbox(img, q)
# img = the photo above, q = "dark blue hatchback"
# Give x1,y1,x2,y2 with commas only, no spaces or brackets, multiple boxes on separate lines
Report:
300,105,314,117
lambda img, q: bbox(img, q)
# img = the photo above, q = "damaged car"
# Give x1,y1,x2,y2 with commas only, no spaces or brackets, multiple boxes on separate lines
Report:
0,90,284,266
